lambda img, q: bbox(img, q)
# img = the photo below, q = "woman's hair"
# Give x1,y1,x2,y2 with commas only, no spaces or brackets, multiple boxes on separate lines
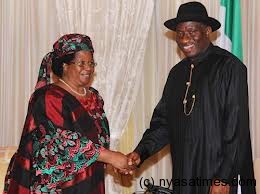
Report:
51,53,75,77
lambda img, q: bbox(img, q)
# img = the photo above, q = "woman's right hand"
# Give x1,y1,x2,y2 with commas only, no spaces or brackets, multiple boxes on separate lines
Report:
97,148,134,173
109,151,130,170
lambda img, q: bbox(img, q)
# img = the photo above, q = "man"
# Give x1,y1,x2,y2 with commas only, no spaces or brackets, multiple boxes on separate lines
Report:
127,2,256,194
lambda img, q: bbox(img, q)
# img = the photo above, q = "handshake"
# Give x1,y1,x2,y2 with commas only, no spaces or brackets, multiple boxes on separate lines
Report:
98,149,141,175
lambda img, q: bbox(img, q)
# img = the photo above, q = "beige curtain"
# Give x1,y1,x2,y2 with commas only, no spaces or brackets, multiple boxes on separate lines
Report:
241,0,260,159
0,0,59,146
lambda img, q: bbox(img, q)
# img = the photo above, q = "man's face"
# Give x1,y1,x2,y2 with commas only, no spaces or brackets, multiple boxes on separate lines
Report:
175,21,211,58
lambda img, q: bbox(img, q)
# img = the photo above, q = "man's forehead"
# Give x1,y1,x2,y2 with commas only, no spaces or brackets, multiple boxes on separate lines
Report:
176,21,207,30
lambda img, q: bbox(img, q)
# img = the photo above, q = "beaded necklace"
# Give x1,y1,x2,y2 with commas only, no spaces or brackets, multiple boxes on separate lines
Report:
59,78,87,97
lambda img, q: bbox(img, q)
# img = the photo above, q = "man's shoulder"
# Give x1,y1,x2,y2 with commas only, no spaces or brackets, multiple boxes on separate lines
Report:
211,45,246,70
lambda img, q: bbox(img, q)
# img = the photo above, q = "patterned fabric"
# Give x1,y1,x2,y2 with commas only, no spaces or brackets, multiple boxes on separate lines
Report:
35,52,53,90
35,33,94,90
3,85,110,194
53,34,94,58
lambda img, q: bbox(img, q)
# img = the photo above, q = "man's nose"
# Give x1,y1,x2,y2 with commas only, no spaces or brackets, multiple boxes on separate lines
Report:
181,32,192,42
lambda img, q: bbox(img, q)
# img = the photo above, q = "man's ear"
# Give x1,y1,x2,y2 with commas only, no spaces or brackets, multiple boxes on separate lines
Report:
206,26,212,37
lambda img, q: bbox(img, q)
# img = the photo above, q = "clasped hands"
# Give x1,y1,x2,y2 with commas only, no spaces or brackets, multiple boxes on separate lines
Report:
109,151,141,175
108,151,230,194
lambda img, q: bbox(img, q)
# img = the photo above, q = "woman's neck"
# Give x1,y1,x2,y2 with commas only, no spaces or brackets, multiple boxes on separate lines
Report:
58,78,87,97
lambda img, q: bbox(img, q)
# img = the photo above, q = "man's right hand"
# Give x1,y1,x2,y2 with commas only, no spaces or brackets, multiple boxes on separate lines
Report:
127,151,141,167
114,151,141,175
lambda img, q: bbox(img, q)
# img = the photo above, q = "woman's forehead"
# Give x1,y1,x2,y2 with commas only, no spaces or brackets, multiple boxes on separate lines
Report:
74,50,93,60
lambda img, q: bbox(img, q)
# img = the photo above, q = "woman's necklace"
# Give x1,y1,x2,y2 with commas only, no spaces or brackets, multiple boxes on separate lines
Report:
183,64,196,116
59,78,87,97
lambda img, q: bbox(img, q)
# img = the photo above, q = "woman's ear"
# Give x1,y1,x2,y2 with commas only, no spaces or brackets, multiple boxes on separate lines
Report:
63,63,68,70
62,63,69,76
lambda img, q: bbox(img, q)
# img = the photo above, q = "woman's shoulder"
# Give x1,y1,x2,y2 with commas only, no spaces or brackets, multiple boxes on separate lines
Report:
89,87,103,98
89,86,98,94
31,84,67,103
36,84,65,94
89,87,105,104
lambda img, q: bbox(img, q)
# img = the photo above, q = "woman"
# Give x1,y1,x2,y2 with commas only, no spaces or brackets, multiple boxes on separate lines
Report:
3,34,129,193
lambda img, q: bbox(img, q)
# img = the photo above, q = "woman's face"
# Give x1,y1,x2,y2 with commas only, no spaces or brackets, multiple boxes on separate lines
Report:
63,50,95,87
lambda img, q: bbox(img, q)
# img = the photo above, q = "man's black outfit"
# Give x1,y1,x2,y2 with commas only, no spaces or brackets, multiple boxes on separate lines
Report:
134,44,256,194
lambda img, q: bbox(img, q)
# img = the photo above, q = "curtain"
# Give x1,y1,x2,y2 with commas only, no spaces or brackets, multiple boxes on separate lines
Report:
55,1,154,193
241,0,260,160
0,0,59,146
55,0,154,150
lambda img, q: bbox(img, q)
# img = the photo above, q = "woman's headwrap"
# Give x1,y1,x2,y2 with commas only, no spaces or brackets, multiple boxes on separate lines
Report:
35,33,94,90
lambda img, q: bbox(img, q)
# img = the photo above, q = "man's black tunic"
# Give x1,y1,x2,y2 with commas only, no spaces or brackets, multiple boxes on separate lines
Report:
135,44,256,194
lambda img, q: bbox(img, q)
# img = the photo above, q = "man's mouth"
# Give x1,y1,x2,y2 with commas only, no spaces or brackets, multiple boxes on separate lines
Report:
182,44,194,52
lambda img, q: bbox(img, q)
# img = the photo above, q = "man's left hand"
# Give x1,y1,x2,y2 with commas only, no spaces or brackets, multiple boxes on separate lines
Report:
210,180,230,194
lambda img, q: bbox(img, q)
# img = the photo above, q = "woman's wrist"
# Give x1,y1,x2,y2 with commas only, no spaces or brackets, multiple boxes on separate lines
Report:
97,148,115,164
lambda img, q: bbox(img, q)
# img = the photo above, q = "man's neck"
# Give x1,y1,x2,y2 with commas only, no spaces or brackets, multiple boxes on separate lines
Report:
189,42,212,63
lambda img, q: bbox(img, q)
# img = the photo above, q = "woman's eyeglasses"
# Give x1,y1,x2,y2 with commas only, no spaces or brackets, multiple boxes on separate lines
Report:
69,61,97,68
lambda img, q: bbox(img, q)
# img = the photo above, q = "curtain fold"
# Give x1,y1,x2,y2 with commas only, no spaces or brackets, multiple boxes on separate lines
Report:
0,0,59,146
55,0,154,193
241,0,260,159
